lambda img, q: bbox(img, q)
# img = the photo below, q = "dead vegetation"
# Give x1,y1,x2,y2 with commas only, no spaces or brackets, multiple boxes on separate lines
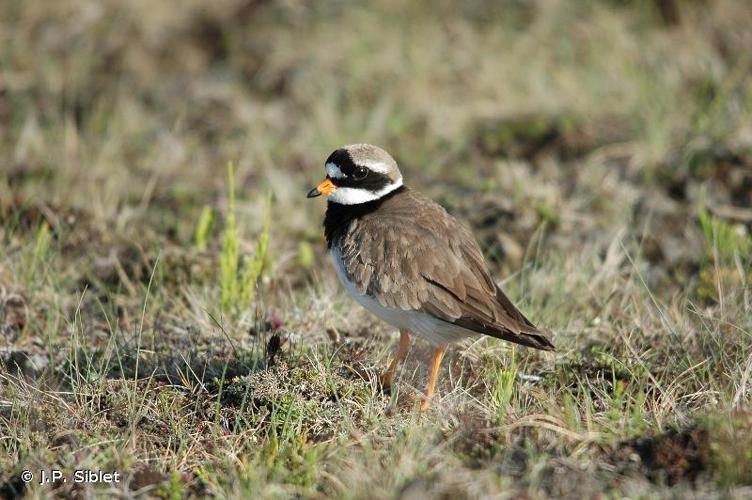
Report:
1,0,752,498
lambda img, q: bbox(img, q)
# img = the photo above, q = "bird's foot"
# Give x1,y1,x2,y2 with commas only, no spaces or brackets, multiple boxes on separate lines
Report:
378,371,395,393
418,395,432,413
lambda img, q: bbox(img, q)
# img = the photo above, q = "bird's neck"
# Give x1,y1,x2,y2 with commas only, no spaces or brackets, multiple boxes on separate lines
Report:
323,186,407,248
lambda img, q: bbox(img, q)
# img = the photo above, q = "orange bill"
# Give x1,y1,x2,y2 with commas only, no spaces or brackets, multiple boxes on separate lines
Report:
306,178,337,198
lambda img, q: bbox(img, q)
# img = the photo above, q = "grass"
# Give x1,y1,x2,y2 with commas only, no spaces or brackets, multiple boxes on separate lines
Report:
194,206,214,252
1,0,751,498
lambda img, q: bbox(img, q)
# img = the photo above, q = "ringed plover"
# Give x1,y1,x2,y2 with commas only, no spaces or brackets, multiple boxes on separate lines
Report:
307,144,554,411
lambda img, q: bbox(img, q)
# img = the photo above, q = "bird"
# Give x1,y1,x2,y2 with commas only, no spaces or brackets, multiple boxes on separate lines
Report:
307,144,554,411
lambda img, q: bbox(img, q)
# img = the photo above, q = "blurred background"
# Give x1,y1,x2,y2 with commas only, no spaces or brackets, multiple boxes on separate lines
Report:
3,1,750,240
3,1,751,285
1,1,752,496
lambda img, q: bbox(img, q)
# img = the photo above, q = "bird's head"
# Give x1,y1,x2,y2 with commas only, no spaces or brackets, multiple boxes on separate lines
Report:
307,144,403,205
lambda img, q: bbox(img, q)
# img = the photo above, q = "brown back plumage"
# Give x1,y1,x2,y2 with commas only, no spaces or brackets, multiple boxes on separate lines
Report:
327,187,554,351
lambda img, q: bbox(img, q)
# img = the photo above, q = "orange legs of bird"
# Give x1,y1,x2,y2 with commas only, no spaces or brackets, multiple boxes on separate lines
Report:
381,329,411,388
381,331,447,412
419,344,447,412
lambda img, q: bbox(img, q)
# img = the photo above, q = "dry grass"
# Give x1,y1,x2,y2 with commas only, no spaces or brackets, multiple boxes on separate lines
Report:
1,0,752,498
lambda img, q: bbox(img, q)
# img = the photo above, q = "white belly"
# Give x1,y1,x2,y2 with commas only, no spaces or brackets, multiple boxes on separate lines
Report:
330,249,474,344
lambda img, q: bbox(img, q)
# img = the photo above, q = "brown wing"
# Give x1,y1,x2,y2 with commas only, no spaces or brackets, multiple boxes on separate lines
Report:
339,190,554,351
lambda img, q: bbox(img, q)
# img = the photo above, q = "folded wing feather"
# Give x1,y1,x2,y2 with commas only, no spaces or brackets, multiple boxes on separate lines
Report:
338,191,554,351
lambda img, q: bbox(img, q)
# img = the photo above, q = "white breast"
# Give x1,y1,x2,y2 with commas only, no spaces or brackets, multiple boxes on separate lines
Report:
330,247,474,344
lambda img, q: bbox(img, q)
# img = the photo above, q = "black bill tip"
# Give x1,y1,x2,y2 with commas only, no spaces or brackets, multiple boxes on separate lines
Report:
306,187,321,198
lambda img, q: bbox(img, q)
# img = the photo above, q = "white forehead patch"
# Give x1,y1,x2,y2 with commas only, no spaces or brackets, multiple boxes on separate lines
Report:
325,162,345,179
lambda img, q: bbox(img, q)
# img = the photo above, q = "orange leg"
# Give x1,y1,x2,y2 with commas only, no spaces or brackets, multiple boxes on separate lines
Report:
381,329,410,388
419,344,447,412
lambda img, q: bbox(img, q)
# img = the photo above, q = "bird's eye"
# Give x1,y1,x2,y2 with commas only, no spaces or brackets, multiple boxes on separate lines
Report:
354,166,368,180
